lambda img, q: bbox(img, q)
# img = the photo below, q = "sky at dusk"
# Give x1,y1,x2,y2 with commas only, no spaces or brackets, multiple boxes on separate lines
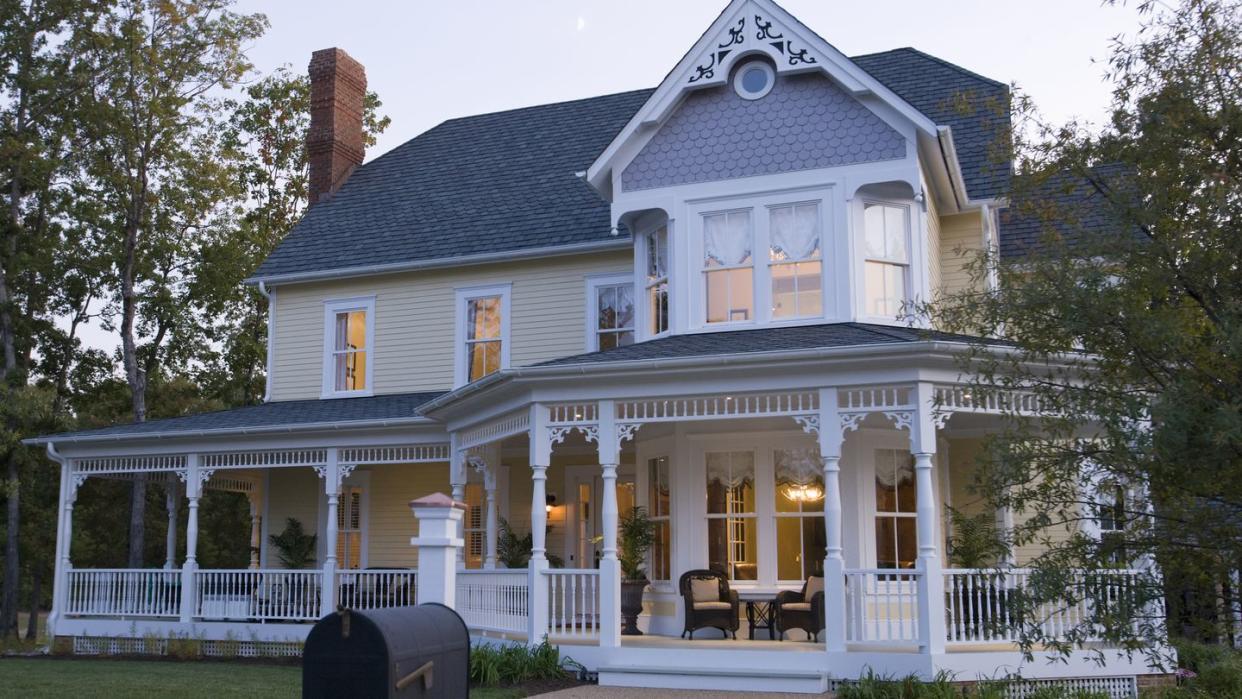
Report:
71,0,1146,354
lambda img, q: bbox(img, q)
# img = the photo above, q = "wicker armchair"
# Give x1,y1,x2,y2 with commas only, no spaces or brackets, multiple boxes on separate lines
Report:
679,569,740,639
774,575,825,641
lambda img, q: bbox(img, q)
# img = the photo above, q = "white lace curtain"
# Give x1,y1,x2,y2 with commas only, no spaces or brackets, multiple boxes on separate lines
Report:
706,452,755,488
875,454,915,488
769,204,820,261
703,211,753,267
774,448,823,486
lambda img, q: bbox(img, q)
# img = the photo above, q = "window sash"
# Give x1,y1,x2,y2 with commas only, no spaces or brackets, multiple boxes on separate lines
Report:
595,282,635,349
331,310,368,393
463,295,503,382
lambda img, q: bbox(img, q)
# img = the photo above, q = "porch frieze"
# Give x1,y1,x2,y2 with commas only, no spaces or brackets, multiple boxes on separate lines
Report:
456,409,530,451
548,424,599,446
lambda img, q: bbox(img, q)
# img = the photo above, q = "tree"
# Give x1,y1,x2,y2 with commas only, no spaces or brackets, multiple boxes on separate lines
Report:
72,0,266,567
927,0,1242,661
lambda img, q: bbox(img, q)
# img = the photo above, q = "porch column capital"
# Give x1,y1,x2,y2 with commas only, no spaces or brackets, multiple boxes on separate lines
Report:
911,381,938,454
529,403,552,466
596,400,619,466
816,387,843,458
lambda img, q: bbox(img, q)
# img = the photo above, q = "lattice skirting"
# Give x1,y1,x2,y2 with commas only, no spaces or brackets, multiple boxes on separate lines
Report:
71,636,302,659
1001,677,1138,699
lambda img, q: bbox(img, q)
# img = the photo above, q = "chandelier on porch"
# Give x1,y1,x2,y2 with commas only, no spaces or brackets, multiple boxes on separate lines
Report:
781,483,824,503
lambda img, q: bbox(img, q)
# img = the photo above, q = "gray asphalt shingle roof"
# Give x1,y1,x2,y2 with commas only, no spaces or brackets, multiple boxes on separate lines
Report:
535,322,998,368
29,391,446,443
253,49,1010,282
999,164,1131,259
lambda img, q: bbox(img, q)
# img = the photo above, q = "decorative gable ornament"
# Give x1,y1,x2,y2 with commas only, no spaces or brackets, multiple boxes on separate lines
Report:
687,11,820,86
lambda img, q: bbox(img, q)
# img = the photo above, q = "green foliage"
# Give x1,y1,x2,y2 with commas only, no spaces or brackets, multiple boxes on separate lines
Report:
837,671,1108,699
268,518,316,569
618,506,657,581
945,507,1010,568
1146,640,1242,698
494,518,563,569
469,640,568,687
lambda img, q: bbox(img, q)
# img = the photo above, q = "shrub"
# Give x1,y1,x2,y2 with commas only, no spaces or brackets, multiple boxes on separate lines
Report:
469,640,568,687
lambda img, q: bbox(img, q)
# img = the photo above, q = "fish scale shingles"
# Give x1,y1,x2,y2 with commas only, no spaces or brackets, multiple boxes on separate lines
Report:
254,49,1010,281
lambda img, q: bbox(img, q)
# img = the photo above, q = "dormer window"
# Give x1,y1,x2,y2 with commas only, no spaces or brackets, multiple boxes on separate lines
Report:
322,296,374,398
863,202,910,318
769,203,822,318
703,210,754,324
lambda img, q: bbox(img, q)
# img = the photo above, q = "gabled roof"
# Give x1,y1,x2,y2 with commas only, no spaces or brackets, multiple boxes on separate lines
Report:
535,322,1003,368
25,391,446,445
999,163,1130,259
250,51,1009,285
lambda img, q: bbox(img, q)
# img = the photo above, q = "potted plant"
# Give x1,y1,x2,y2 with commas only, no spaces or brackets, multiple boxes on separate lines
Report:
618,506,657,635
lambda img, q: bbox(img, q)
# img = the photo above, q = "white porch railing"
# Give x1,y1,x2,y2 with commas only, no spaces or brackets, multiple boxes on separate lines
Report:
545,568,599,639
845,569,921,644
337,569,417,610
456,569,529,635
944,568,1143,644
65,569,181,618
194,569,321,622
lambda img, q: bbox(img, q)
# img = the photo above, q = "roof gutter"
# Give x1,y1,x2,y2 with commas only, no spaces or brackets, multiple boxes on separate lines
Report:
24,415,435,448
936,126,968,210
245,238,633,287
258,281,274,403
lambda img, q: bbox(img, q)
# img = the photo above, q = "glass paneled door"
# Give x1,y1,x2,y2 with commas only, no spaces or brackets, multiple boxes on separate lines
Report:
568,468,635,568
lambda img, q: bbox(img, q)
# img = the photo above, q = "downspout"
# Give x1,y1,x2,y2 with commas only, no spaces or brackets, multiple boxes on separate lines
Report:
258,282,275,403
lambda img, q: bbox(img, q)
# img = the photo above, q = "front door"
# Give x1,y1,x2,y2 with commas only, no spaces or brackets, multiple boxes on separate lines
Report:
570,472,601,568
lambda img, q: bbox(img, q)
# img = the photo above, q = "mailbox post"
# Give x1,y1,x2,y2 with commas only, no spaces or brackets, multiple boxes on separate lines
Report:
409,493,465,608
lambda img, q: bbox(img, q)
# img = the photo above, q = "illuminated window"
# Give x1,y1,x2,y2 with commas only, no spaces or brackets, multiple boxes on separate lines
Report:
648,457,671,581
774,448,825,581
706,451,757,580
769,203,822,319
874,449,916,569
455,285,510,386
589,277,635,351
645,227,669,335
336,485,364,570
323,297,374,397
703,210,754,324
464,483,485,569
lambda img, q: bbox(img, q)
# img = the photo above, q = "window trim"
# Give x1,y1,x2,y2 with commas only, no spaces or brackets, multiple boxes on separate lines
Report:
766,200,825,321
871,447,918,571
454,283,512,388
859,199,913,322
700,207,757,327
646,455,673,582
321,296,376,399
585,273,637,352
733,59,776,101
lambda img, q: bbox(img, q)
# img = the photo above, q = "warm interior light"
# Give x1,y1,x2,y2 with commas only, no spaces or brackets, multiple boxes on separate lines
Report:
781,483,824,503
545,493,557,513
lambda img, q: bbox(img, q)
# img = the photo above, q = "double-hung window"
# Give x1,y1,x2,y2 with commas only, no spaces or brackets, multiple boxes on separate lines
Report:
645,227,669,335
874,449,917,570
323,297,374,397
589,277,635,351
769,203,823,318
774,448,826,581
706,451,757,580
337,485,364,570
647,456,672,582
456,285,511,386
1095,483,1128,564
863,203,910,318
703,210,754,324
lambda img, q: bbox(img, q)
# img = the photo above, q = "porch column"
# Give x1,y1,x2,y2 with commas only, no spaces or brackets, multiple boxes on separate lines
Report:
248,491,262,570
410,493,465,606
164,482,180,570
596,401,621,648
320,451,341,618
180,454,203,623
817,388,848,653
47,448,71,636
484,464,498,569
450,434,467,570
911,383,946,654
527,404,551,643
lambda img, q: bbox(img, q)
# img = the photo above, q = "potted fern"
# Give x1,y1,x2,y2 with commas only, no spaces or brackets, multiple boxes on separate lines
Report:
618,506,657,636
945,507,1013,638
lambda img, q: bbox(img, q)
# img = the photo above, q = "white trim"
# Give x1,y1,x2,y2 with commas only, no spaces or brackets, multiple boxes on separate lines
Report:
321,296,376,399
855,197,914,324
258,282,275,403
454,283,513,388
585,273,637,352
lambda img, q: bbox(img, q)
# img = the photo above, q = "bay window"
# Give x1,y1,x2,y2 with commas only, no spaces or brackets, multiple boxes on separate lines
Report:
323,296,374,397
703,210,754,324
774,448,826,581
706,451,757,580
648,456,671,582
645,227,669,335
769,203,823,318
863,202,910,318
874,449,917,570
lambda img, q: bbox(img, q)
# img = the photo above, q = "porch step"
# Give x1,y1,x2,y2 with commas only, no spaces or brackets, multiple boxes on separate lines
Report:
597,664,830,694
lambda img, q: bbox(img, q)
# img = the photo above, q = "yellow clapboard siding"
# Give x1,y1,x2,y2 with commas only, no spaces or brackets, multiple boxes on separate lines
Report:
937,211,985,300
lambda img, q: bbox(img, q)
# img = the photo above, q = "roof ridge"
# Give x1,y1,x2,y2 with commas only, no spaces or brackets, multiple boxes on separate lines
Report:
852,46,1007,90
438,87,656,126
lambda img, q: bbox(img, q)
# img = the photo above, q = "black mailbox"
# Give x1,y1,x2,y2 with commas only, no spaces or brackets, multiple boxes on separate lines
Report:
303,603,470,698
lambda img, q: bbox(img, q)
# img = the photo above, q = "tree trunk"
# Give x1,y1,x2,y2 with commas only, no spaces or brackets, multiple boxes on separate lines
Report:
122,215,147,569
25,562,40,641
2,456,18,639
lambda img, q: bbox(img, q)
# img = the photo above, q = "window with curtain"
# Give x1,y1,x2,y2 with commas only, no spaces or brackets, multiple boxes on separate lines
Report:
703,210,754,323
464,483,484,569
465,296,502,382
769,203,823,319
595,282,635,350
774,448,826,581
646,227,669,335
874,449,916,569
332,310,368,392
863,203,909,318
706,451,757,580
337,485,364,570
648,457,671,581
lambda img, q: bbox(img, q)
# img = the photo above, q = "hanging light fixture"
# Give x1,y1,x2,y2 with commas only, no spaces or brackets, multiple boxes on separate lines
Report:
781,483,824,503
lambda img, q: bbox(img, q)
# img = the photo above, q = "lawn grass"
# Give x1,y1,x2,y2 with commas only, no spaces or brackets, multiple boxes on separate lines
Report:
0,657,538,698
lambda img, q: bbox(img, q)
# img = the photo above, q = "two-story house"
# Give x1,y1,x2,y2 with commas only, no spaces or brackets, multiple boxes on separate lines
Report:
29,0,1164,693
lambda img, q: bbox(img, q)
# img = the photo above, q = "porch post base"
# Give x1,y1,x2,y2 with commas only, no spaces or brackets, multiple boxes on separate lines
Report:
916,557,946,655
598,559,621,646
527,558,550,644
822,556,847,653
409,493,466,608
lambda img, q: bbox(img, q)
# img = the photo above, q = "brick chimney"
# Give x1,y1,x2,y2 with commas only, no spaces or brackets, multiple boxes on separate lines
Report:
307,48,366,206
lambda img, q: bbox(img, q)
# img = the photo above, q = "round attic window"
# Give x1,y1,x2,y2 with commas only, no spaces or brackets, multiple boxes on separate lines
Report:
733,60,775,100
